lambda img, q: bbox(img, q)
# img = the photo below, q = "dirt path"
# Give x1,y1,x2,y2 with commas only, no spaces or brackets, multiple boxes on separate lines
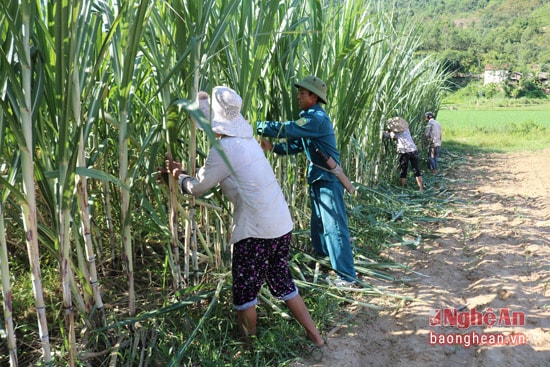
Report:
298,149,550,367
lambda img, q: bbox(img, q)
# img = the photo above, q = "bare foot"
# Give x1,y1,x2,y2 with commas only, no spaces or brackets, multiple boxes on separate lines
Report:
306,332,325,347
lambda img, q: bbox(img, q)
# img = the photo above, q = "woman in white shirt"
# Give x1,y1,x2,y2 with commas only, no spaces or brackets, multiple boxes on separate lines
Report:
165,86,324,350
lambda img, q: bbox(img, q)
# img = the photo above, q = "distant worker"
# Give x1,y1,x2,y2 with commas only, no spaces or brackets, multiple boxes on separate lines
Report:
424,112,442,175
383,117,423,191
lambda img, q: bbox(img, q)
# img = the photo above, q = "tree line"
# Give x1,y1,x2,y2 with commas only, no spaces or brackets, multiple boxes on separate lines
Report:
391,0,550,75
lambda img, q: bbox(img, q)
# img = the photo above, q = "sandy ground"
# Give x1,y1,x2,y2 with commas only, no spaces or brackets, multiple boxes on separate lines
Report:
295,149,550,367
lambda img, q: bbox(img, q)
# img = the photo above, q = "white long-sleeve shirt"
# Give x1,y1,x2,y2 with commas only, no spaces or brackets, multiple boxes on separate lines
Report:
424,118,442,147
179,136,293,244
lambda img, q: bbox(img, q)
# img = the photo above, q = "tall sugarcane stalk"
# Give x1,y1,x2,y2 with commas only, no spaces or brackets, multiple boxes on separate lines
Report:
51,0,100,362
68,0,109,325
17,1,52,363
21,75,52,361
0,12,19,367
74,67,105,324
76,133,105,317
0,200,18,366
160,21,185,289
115,0,151,317
165,103,185,289
188,42,200,285
118,100,135,317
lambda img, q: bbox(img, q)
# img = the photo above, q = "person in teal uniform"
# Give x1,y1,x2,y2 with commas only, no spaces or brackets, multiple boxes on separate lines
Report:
256,76,357,286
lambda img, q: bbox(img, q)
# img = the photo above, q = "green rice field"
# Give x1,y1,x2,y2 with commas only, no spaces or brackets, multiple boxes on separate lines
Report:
437,103,550,152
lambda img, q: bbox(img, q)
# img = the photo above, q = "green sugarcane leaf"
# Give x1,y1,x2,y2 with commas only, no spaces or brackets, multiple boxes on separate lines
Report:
0,176,27,204
166,101,182,158
75,167,130,191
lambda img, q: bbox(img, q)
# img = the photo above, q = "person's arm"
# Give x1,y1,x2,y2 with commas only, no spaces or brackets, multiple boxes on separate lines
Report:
256,120,285,138
257,113,328,140
273,138,305,155
260,137,304,156
170,149,232,196
424,124,432,145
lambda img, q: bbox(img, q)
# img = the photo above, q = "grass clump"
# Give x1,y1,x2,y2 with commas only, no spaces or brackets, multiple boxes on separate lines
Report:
504,120,546,135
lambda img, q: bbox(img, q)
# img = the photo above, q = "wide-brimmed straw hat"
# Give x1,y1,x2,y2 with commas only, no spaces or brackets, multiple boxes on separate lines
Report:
197,86,253,138
386,116,409,133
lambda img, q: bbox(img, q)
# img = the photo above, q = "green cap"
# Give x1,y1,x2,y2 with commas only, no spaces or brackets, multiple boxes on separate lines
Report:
295,76,328,104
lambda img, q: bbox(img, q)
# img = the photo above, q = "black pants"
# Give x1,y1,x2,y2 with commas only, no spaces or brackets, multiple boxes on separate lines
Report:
399,150,421,178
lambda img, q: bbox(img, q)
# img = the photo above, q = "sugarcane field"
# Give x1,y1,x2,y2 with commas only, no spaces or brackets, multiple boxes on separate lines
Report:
1,1,549,366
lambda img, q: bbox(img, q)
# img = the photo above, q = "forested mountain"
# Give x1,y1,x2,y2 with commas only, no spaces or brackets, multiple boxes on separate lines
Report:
389,0,550,74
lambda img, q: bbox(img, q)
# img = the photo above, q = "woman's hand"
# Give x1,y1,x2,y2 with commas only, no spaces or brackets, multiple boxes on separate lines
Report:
259,138,273,152
165,159,183,178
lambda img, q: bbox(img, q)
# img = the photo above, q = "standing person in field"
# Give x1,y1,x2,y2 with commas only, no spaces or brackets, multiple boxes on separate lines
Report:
256,76,357,287
384,116,424,191
424,111,442,175
163,86,325,350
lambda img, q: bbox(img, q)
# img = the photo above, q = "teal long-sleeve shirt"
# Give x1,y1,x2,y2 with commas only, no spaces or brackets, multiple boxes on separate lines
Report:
256,104,340,184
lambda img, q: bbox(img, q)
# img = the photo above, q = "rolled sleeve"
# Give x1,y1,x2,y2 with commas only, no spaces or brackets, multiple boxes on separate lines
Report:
178,174,193,194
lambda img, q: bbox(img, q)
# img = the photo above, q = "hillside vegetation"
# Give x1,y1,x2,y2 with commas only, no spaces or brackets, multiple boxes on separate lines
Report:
391,0,550,74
